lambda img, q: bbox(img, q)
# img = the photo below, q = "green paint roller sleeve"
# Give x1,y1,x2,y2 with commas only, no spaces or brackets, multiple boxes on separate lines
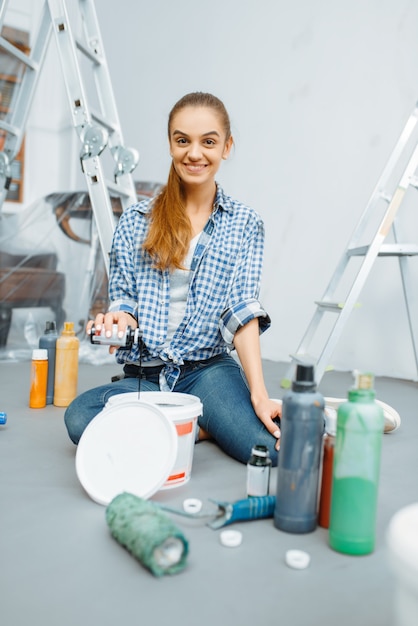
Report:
105,492,189,577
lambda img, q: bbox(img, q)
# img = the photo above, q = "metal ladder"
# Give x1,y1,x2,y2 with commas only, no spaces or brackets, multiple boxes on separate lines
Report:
0,0,138,274
283,103,418,386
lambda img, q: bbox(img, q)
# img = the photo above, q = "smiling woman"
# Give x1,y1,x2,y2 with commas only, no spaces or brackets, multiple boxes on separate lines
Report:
64,92,282,465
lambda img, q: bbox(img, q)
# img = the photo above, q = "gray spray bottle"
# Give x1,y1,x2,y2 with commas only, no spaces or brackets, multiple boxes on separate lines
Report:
274,364,325,533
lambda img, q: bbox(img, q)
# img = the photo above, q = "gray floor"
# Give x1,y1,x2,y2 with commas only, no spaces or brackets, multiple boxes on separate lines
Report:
0,359,416,626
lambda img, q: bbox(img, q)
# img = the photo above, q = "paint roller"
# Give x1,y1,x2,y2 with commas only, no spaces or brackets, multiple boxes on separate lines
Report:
106,492,189,577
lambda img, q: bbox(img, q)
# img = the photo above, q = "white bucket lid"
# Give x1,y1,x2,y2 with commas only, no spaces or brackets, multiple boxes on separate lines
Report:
75,400,178,505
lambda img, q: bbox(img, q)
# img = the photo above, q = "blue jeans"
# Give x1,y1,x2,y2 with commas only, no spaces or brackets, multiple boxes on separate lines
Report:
64,354,278,465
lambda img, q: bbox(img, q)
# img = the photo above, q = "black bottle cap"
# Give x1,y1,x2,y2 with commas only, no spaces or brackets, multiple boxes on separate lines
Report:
44,321,57,333
292,364,316,392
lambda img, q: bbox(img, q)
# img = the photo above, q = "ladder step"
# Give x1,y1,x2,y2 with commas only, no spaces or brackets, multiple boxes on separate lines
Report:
348,244,418,257
0,120,20,137
289,353,317,365
314,301,343,311
105,179,136,199
75,38,103,65
91,110,118,135
0,36,38,69
315,301,362,311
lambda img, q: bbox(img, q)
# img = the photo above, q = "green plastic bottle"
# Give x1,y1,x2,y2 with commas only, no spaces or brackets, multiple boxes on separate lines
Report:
329,373,384,555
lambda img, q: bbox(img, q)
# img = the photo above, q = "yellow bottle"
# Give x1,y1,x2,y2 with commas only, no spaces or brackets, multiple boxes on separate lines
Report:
53,322,80,407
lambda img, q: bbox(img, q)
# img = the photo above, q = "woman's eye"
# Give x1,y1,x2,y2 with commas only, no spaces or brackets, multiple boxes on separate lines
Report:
176,138,187,144
204,139,215,146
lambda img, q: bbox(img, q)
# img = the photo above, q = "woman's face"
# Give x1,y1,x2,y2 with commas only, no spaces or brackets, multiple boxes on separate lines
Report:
169,106,233,189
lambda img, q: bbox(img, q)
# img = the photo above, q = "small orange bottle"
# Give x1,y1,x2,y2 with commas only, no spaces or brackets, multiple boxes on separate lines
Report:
29,349,48,408
53,322,80,407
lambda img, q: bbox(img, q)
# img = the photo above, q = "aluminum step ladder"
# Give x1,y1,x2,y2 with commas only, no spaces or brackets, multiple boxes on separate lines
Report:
0,0,138,274
282,103,418,386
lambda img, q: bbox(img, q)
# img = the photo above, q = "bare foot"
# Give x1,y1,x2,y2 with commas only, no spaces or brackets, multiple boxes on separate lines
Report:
198,427,212,441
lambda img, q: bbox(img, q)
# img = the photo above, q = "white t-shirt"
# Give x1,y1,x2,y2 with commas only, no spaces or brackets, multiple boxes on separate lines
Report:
165,232,200,344
143,233,200,366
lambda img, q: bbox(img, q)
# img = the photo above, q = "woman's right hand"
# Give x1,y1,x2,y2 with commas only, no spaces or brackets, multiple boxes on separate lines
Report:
86,311,138,354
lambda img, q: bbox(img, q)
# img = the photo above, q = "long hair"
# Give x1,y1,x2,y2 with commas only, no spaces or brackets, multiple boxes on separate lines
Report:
143,92,231,270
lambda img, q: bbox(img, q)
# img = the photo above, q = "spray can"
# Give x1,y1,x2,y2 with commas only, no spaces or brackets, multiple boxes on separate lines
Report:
329,372,384,555
53,322,80,407
318,407,337,528
39,321,58,405
29,348,48,408
246,444,272,497
274,363,325,533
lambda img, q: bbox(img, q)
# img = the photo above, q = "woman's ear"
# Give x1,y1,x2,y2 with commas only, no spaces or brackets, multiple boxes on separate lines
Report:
222,135,234,160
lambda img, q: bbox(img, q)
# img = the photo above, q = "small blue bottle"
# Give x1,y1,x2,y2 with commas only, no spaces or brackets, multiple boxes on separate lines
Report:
39,321,58,405
274,364,325,533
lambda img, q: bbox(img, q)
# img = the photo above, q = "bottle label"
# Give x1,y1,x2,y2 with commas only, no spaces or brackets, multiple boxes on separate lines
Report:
247,465,270,497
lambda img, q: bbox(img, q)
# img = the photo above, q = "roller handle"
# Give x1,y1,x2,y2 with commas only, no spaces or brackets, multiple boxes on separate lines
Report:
208,495,277,528
227,495,276,523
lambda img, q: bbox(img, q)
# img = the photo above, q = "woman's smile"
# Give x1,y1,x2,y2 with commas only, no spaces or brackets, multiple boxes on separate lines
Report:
183,163,208,173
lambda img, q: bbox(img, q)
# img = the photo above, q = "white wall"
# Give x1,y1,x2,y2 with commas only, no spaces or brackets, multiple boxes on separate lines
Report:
3,0,418,380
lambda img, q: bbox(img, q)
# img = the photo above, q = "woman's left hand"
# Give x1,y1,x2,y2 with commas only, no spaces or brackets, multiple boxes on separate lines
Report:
252,397,282,451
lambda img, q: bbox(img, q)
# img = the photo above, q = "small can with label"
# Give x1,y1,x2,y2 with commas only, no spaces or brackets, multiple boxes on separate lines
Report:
246,444,272,497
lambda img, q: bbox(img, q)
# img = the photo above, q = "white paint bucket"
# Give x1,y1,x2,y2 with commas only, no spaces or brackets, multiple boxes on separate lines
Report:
107,391,202,489
387,503,418,626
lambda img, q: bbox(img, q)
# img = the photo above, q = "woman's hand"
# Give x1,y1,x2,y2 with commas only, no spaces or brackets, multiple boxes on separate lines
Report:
86,311,138,354
252,396,282,451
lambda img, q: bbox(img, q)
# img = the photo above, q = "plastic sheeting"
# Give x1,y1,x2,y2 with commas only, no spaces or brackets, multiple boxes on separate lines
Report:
0,181,162,363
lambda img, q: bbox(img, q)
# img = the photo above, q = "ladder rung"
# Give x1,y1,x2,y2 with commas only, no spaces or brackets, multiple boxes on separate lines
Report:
91,110,118,135
75,38,102,65
289,353,317,365
379,190,392,203
314,301,343,311
0,36,38,69
409,175,418,189
0,119,20,136
105,179,136,199
348,244,418,257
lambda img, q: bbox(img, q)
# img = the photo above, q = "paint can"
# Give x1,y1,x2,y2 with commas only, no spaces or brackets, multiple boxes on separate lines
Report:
107,391,202,489
387,503,418,626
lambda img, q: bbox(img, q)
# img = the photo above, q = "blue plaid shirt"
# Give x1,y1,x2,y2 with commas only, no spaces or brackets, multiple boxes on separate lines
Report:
108,184,271,389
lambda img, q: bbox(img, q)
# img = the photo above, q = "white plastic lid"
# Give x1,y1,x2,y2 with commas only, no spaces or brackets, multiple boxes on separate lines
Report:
220,530,243,547
75,400,178,505
32,349,48,360
183,498,203,514
285,549,311,569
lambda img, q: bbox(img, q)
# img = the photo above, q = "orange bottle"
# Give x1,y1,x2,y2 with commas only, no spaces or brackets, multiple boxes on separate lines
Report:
53,322,80,407
318,408,337,528
29,349,48,408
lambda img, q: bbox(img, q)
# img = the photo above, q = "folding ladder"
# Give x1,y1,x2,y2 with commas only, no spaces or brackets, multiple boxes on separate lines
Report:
0,0,138,274
283,103,418,386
